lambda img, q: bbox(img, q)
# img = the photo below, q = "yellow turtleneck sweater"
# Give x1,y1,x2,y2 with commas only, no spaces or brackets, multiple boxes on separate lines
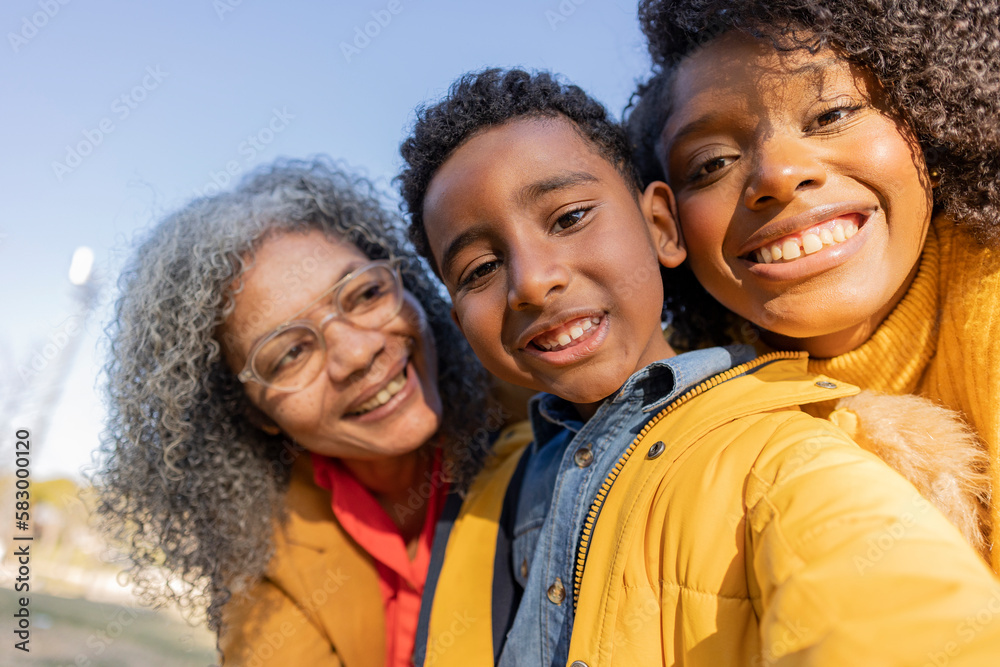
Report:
802,215,1000,571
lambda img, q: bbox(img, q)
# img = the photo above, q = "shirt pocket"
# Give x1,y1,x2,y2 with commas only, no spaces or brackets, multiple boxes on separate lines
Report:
512,517,544,588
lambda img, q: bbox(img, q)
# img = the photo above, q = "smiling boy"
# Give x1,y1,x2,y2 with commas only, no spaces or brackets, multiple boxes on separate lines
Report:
398,69,1000,666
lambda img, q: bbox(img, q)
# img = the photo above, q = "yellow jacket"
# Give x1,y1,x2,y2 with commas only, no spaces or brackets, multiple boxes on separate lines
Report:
423,356,1000,666
804,215,1000,571
219,455,384,667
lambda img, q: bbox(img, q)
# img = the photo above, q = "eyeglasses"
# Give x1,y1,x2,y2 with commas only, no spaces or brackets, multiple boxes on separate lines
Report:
237,260,403,392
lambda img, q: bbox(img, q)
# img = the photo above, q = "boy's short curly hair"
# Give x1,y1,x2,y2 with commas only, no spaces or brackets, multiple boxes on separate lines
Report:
627,0,1000,347
398,68,641,269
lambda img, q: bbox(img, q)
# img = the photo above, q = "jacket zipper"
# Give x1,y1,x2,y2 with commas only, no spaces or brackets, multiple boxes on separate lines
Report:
571,350,806,608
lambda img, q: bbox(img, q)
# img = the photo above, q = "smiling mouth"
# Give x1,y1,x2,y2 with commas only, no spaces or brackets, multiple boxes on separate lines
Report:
530,315,602,351
348,367,408,416
744,214,865,264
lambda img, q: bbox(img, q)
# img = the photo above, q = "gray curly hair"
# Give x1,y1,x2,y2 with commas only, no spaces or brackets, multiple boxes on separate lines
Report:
93,158,492,633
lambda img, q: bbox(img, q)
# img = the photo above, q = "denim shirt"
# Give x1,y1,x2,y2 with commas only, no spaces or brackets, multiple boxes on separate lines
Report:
497,345,757,667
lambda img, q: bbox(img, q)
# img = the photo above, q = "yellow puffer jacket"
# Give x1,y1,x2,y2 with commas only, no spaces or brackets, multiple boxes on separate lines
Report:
423,356,1000,666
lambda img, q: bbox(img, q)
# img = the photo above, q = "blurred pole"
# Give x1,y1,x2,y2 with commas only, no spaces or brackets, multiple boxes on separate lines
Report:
24,247,101,455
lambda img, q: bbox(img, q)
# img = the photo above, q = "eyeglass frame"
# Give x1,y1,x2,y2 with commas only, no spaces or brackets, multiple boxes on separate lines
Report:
235,258,405,392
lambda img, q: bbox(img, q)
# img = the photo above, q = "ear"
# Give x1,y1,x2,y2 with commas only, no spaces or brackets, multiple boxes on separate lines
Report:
640,181,686,268
245,402,282,436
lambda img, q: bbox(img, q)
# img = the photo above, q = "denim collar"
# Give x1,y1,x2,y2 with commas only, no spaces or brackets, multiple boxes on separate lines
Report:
528,344,757,445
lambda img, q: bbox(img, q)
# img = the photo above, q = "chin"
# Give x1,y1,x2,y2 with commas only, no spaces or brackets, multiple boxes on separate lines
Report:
548,377,623,406
398,409,442,446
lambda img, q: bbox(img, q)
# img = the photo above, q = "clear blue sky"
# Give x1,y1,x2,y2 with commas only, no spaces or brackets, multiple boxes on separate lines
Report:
0,0,651,480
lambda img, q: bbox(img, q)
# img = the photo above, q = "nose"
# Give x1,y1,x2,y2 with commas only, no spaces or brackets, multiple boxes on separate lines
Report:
506,244,570,311
321,317,386,384
743,134,826,210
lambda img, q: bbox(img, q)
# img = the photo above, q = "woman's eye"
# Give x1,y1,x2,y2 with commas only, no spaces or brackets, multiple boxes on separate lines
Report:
553,207,590,232
277,345,304,369
810,104,862,130
272,341,313,373
691,155,737,181
343,279,388,312
459,260,500,288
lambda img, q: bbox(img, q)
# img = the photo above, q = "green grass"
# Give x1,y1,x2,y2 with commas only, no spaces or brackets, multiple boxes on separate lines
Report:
1,587,217,666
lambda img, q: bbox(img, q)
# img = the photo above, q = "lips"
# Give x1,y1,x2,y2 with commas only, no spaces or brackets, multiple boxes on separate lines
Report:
347,366,408,416
515,312,610,368
746,214,864,264
738,202,875,263
531,315,602,351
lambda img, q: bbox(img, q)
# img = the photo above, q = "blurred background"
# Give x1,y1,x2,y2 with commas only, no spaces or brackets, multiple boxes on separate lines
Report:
0,0,650,663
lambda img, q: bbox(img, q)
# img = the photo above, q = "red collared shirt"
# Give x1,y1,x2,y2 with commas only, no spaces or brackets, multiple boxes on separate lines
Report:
312,452,447,667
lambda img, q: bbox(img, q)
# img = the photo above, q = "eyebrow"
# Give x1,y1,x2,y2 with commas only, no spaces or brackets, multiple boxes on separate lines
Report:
663,113,723,154
246,262,361,347
517,171,598,207
440,224,491,283
439,171,599,280
666,56,847,150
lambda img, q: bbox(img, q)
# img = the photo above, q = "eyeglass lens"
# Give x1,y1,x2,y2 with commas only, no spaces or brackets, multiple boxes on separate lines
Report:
252,264,401,390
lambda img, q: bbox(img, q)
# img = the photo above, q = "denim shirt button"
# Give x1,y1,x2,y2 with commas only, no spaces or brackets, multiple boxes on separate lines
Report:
573,445,594,468
547,578,566,605
520,558,528,579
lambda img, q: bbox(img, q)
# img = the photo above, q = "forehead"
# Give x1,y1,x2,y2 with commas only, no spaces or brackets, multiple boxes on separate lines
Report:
422,117,617,229
663,32,866,140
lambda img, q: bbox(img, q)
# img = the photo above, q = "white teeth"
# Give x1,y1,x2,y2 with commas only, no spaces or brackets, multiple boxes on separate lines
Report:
755,219,862,265
802,233,823,255
351,370,407,415
781,240,801,260
535,317,601,350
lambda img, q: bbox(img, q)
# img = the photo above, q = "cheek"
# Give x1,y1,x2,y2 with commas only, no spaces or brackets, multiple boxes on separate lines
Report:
455,301,510,372
677,204,732,281
265,392,325,435
852,120,931,209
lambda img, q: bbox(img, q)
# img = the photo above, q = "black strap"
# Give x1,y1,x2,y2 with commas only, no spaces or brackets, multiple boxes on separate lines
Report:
490,447,531,661
413,490,463,666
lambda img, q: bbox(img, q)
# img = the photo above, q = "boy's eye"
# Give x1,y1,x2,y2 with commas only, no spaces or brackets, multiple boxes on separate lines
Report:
553,207,591,232
458,259,500,289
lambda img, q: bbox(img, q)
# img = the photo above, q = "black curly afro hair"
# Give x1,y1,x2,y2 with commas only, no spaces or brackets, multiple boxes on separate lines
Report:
627,0,1000,348
398,68,642,271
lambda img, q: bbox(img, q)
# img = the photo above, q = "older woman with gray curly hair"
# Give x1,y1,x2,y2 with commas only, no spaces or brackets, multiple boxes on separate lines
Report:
94,158,520,666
